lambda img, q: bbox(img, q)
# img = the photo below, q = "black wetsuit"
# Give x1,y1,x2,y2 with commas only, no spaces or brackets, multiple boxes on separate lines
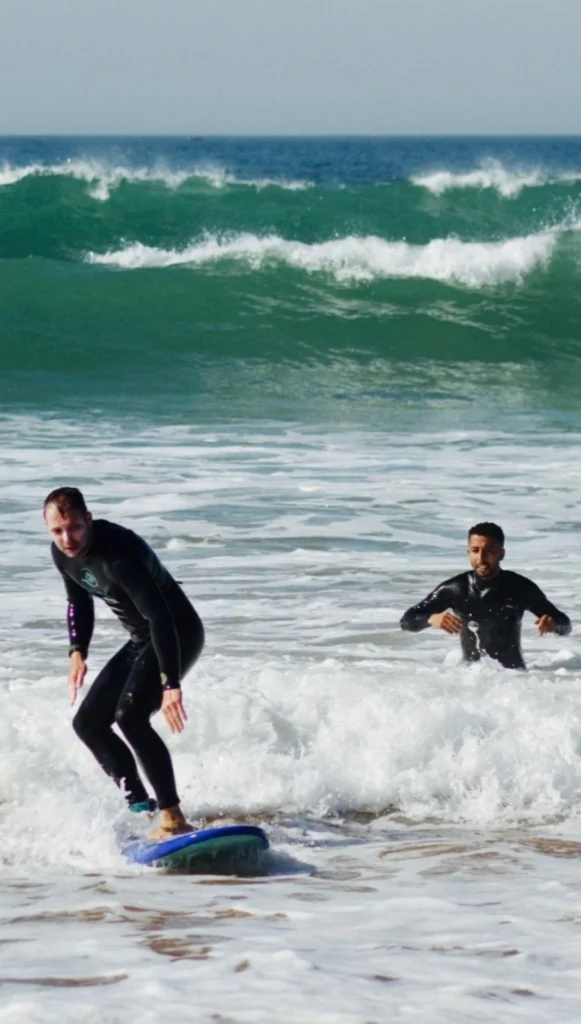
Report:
52,519,204,810
400,569,571,669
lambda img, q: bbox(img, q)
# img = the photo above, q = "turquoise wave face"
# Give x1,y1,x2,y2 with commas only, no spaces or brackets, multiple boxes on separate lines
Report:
0,167,580,260
1,136,581,425
2,255,581,428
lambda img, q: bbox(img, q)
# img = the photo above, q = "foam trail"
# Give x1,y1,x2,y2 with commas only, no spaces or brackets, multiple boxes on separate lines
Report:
87,229,557,286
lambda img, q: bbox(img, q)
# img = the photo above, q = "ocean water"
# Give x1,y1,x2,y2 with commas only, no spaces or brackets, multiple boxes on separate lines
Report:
2,136,581,1022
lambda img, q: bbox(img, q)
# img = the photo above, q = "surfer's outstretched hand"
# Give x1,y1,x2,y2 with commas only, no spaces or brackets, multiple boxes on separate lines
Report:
68,651,87,706
161,688,188,734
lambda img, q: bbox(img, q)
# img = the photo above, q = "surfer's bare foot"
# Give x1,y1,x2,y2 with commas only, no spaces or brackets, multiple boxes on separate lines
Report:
147,804,193,840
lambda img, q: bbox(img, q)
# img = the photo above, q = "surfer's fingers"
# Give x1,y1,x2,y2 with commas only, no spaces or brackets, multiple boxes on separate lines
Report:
446,614,463,634
174,703,187,727
163,705,185,733
441,614,461,634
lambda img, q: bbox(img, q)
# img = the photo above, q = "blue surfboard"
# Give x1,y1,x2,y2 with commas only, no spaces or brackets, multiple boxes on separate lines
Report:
123,824,269,873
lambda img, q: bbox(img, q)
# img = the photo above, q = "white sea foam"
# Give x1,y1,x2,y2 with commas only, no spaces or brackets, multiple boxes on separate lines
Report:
87,229,557,285
0,159,311,200
2,418,581,1020
184,163,311,191
0,159,190,200
1,420,580,841
413,159,581,197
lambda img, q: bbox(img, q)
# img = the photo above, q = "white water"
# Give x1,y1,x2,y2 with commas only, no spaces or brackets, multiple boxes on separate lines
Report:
3,155,581,201
0,160,311,199
1,416,580,1021
413,158,581,197
86,229,557,286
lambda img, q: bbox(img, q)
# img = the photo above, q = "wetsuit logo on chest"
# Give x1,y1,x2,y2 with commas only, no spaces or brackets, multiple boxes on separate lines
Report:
81,569,99,589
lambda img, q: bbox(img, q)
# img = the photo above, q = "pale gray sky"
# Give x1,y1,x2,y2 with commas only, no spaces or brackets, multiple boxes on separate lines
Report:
2,0,579,134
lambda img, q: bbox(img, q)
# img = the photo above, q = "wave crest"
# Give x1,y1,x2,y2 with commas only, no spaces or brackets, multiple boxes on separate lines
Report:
87,230,557,287
413,159,581,197
0,159,312,200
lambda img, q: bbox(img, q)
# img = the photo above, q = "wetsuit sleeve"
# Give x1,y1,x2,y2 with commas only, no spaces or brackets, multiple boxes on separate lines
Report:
112,559,181,688
521,580,572,636
400,581,459,632
54,565,95,658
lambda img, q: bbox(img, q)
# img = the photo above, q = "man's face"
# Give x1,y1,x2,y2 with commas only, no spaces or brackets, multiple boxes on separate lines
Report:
467,534,504,579
44,504,93,557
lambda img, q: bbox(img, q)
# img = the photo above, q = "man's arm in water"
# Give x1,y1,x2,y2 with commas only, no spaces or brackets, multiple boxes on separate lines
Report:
400,579,463,635
521,578,572,636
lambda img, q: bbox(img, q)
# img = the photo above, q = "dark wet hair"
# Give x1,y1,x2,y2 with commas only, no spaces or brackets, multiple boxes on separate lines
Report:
468,522,505,547
43,486,89,517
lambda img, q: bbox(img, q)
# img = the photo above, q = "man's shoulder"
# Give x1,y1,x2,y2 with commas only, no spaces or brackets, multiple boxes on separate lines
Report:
429,571,469,596
439,571,470,588
500,569,536,589
95,520,172,592
94,519,141,545
93,520,145,561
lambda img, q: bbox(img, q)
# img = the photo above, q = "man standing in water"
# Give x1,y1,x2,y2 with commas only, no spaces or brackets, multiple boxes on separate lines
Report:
400,522,571,669
44,487,204,839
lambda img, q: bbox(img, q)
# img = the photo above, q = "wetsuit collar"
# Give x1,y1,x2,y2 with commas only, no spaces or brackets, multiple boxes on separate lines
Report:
471,567,502,591
77,522,96,558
